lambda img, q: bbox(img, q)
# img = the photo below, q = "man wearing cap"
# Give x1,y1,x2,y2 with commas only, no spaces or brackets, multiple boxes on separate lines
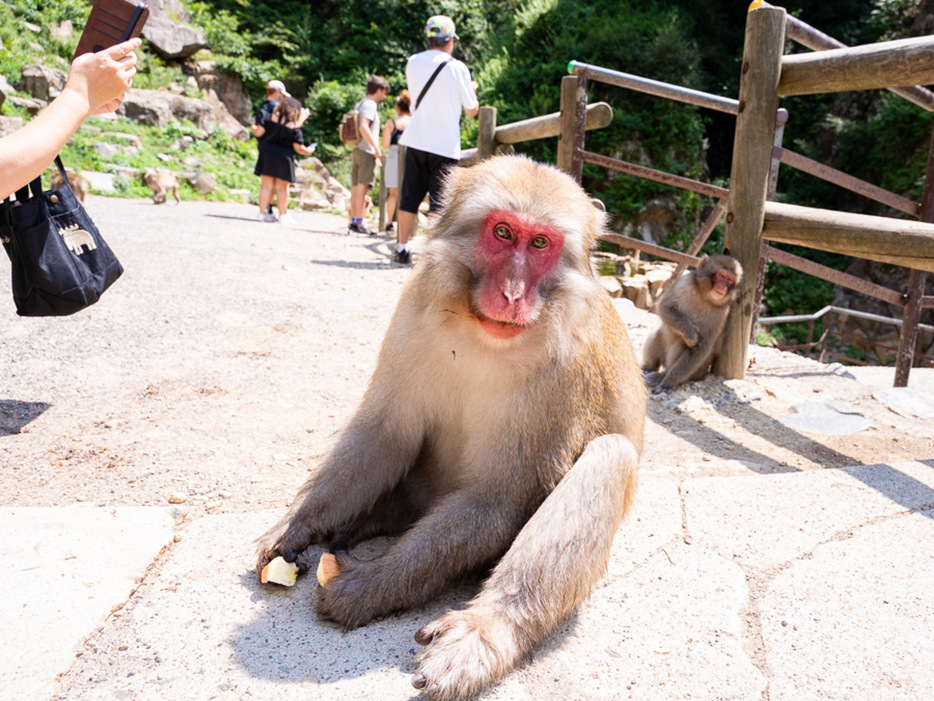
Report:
394,15,479,264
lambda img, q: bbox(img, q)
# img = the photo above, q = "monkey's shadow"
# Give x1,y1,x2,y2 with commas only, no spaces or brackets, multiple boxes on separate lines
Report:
0,399,50,435
230,539,512,694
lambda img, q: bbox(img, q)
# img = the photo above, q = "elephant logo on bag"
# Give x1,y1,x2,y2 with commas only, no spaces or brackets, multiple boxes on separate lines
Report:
59,223,97,256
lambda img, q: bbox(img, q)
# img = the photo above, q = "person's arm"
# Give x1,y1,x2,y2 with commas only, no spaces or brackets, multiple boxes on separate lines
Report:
359,116,382,165
381,118,394,149
0,38,140,200
251,123,266,138
293,142,315,156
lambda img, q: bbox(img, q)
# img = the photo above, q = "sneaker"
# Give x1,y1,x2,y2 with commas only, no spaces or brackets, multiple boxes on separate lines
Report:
278,213,294,225
393,248,411,265
257,212,276,222
348,222,374,235
385,223,394,233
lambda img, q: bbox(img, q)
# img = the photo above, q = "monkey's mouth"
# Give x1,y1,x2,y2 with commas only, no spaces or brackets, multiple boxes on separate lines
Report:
473,312,527,339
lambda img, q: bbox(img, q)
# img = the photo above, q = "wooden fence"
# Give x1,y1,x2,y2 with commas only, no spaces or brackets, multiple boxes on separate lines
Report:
565,5,934,387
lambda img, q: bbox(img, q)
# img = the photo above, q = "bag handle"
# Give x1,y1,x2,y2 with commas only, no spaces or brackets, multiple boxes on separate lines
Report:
415,58,451,111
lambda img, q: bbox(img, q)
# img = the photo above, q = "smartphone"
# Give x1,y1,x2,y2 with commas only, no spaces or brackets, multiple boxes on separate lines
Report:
73,0,150,61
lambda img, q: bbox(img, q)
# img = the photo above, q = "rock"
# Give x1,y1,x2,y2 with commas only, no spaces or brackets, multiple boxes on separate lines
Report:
185,61,252,126
93,142,120,159
81,171,117,194
51,20,74,40
168,493,187,504
100,132,143,149
141,0,208,60
18,64,67,102
6,96,44,115
117,89,216,134
0,116,23,138
187,172,216,195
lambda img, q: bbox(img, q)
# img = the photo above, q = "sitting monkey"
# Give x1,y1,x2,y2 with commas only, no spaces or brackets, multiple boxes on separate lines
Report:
144,169,180,204
642,253,743,393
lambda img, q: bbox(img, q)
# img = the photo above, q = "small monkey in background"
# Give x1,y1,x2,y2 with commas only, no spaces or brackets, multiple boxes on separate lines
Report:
144,169,180,204
255,155,645,700
642,253,743,393
50,168,89,202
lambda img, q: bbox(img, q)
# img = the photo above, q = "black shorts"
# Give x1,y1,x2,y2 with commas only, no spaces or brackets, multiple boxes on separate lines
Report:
399,147,458,214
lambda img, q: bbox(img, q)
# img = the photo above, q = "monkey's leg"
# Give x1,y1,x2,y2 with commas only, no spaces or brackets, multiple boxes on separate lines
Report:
254,413,424,576
412,434,639,700
656,341,715,392
641,328,663,375
314,489,528,629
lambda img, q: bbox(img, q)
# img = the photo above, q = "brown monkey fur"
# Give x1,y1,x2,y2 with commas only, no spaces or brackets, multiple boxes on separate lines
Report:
255,154,645,700
144,170,180,204
642,254,743,393
49,168,88,202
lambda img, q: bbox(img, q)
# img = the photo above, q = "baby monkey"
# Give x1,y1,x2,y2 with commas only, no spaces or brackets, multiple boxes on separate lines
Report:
643,253,743,393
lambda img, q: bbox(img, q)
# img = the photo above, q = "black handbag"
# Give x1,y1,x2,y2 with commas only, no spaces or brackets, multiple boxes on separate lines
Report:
0,156,123,316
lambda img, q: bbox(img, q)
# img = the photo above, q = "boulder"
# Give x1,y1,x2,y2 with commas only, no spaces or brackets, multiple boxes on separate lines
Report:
17,64,67,102
185,61,252,126
187,172,216,195
141,0,208,60
117,89,216,133
0,116,23,137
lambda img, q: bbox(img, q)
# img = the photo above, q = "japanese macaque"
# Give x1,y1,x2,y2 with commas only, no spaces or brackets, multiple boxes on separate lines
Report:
144,169,180,204
642,254,743,393
50,168,88,202
255,154,646,700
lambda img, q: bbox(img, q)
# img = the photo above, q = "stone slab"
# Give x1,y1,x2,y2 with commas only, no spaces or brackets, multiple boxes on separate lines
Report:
0,506,175,701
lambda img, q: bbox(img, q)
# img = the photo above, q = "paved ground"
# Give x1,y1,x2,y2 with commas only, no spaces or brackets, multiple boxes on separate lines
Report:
1,197,933,700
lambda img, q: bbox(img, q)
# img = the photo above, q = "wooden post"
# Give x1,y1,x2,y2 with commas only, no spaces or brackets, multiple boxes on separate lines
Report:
558,75,578,174
378,161,387,231
714,5,786,379
894,122,934,386
477,106,497,162
751,108,789,343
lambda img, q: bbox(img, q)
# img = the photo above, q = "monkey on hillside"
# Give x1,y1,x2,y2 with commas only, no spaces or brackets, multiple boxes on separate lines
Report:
50,168,89,202
642,253,743,393
255,154,646,700
144,169,180,204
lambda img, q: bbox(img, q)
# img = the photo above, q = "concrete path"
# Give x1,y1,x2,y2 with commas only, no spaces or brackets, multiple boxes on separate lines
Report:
2,199,933,700
5,466,933,700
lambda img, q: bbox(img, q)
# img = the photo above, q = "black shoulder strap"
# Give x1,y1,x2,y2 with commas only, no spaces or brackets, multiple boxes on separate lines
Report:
415,59,452,111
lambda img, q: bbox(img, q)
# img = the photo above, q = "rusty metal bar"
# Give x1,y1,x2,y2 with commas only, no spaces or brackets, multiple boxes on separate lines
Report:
669,200,728,282
895,121,934,384
762,244,904,306
581,151,729,200
599,232,700,267
569,61,741,114
774,146,921,216
759,304,934,331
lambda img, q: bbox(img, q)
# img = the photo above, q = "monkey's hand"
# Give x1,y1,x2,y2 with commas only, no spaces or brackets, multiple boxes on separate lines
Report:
680,325,699,348
413,604,520,700
253,518,321,579
643,370,664,388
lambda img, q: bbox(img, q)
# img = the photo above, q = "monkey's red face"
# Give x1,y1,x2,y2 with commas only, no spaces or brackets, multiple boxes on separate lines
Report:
711,269,737,300
472,210,565,339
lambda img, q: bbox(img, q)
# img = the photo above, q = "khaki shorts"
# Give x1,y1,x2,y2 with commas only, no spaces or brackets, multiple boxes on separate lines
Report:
351,148,377,187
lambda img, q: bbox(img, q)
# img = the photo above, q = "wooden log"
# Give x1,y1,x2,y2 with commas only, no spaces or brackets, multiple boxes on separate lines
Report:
496,102,612,145
557,75,577,174
761,201,934,273
714,5,786,380
477,106,497,162
780,35,934,97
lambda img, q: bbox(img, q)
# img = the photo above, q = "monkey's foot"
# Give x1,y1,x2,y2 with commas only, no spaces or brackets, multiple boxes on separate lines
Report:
412,606,521,700
314,553,382,629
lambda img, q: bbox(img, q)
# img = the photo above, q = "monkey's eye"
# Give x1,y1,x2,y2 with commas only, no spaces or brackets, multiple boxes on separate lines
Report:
493,224,512,241
530,235,549,249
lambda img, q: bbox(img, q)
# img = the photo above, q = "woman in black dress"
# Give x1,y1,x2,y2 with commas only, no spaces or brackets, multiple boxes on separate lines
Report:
252,96,314,224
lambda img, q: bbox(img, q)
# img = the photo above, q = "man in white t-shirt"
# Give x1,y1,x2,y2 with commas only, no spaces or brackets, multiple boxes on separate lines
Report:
349,75,390,235
394,15,479,264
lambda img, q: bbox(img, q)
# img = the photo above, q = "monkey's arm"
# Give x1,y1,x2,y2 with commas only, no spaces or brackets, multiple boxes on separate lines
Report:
411,433,639,699
254,406,424,575
656,327,722,392
314,487,530,629
656,294,699,348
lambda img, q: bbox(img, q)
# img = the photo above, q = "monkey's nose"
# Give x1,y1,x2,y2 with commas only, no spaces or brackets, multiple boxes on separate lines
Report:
502,280,526,304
